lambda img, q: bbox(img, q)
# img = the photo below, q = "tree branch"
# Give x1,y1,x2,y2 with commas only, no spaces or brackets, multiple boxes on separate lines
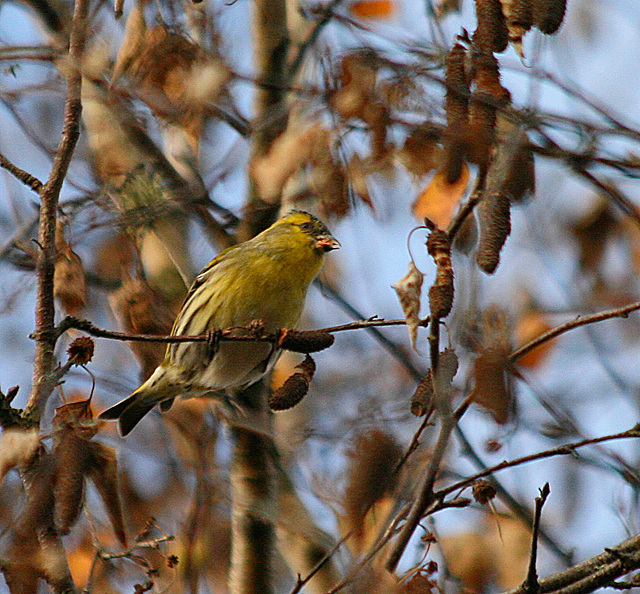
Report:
510,301,640,364
0,151,44,194
26,0,87,421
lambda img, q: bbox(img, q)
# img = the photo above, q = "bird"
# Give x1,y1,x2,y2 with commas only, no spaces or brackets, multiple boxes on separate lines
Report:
100,210,340,436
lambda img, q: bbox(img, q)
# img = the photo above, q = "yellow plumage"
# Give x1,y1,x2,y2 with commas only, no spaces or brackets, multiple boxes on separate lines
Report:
100,211,339,435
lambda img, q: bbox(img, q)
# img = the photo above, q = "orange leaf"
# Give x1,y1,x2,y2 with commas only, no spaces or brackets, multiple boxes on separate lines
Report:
413,164,469,228
350,0,396,19
515,312,553,369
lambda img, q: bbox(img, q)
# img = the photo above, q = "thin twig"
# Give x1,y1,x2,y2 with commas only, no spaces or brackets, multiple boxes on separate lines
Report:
287,0,347,81
289,532,351,594
384,414,457,572
510,301,640,364
524,483,551,594
53,314,428,345
0,151,44,193
454,425,572,565
438,426,640,501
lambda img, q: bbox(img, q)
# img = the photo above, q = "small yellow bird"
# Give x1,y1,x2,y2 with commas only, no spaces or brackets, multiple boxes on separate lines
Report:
100,211,339,435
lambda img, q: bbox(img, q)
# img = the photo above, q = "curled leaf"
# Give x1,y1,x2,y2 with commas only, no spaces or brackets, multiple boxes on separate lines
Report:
393,261,425,352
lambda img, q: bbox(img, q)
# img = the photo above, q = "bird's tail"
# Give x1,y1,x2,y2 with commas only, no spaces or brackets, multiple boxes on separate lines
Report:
99,369,173,436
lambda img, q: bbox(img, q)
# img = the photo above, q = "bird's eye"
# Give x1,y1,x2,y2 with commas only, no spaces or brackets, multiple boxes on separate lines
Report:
300,222,312,230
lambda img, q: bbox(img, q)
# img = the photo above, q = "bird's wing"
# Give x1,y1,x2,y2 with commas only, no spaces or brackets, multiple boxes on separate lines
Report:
182,244,240,303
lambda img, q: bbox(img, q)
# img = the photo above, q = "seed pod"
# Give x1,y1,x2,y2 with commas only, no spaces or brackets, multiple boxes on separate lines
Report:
472,479,497,504
278,329,335,353
444,43,470,184
66,336,95,366
269,355,316,411
411,370,434,416
476,190,511,274
427,229,454,319
473,0,509,54
533,0,566,34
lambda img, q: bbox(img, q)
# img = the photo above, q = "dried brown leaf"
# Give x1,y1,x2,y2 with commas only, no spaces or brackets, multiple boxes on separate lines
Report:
54,222,86,316
439,531,495,592
53,398,96,438
87,442,127,547
0,428,41,484
570,199,617,274
398,125,442,178
515,310,553,369
109,277,176,379
393,261,425,352
413,164,469,228
471,346,513,423
251,122,329,202
52,430,90,533
343,427,401,549
350,0,396,19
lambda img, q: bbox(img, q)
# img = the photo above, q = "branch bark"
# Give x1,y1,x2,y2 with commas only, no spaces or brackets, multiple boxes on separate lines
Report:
26,0,87,421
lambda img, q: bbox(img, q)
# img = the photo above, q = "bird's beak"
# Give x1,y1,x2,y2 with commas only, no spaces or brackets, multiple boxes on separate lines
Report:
315,235,341,252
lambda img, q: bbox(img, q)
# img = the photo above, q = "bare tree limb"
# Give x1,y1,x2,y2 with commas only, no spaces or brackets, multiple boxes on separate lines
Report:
26,0,87,421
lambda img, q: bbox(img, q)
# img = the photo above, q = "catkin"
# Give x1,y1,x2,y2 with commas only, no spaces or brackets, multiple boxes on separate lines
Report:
278,329,335,353
468,51,510,168
473,0,509,54
427,229,454,319
444,43,469,184
533,0,567,34
269,355,316,411
476,190,511,274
